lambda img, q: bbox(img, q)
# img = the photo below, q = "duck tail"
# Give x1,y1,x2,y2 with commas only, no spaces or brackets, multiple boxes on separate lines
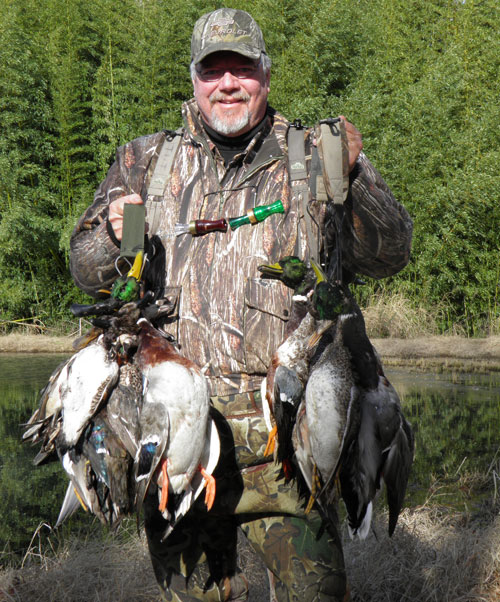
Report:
383,416,415,536
55,483,83,528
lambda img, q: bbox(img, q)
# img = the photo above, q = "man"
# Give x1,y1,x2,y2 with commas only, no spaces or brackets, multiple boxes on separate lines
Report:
70,8,412,601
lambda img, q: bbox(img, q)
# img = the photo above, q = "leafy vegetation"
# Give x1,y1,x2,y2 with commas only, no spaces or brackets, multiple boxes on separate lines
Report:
0,0,498,334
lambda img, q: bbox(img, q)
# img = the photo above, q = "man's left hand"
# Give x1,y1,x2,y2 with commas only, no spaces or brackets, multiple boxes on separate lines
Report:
340,116,363,172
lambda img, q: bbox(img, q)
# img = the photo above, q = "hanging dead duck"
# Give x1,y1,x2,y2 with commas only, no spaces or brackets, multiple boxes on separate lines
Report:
257,256,332,478
315,281,414,538
133,319,219,539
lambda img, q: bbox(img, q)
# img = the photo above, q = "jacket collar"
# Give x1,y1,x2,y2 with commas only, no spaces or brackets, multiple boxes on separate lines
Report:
181,99,286,169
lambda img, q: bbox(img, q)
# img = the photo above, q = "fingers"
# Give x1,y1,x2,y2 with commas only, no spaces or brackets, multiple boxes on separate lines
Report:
339,115,363,172
108,194,143,240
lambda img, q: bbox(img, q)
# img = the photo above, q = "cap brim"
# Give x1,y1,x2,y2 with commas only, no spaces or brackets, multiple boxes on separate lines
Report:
193,42,262,65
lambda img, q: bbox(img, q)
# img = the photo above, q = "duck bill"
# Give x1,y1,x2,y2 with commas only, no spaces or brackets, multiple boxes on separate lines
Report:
257,262,283,278
310,259,327,285
307,320,334,348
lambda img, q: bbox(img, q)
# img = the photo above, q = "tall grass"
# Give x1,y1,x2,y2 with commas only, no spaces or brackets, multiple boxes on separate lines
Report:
362,291,500,339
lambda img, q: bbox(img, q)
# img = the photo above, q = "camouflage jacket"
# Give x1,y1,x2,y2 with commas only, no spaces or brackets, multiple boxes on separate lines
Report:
70,99,412,397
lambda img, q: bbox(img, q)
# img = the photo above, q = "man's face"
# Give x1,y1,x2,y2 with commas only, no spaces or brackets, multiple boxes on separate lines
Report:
193,51,270,137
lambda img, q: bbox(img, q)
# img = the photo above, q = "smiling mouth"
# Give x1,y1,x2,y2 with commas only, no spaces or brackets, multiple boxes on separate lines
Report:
217,98,244,105
210,91,250,107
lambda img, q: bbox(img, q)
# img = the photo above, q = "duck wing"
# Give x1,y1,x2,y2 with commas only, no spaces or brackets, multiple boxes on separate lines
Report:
57,452,105,525
106,361,143,457
339,399,379,539
55,481,84,527
341,376,414,538
82,411,134,523
134,398,170,517
23,357,72,462
373,378,415,535
272,364,304,469
264,312,319,467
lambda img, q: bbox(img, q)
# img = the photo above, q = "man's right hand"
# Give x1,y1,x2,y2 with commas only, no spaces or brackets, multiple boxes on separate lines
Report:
108,194,143,240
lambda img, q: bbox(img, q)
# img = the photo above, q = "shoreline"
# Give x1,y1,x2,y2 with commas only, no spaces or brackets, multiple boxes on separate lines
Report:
1,333,500,371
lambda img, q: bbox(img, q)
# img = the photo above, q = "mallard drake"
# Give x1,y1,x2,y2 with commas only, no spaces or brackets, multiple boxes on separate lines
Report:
289,274,359,520
257,257,329,478
319,282,414,538
306,272,414,537
133,319,219,538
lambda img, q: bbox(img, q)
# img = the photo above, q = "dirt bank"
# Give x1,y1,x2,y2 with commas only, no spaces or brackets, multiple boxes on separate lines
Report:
2,334,500,371
373,335,500,371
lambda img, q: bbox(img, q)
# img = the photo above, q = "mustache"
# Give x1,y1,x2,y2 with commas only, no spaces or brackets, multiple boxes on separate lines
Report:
209,90,251,105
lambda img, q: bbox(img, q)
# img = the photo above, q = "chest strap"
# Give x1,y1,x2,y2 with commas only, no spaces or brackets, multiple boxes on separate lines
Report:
287,118,349,264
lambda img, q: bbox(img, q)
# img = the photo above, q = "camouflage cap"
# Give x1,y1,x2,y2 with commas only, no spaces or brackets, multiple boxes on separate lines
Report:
191,8,266,65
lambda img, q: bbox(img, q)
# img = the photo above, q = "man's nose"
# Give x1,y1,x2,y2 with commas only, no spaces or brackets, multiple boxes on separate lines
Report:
218,70,240,91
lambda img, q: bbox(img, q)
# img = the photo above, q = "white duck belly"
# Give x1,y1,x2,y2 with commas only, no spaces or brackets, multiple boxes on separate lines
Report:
141,360,209,492
60,337,119,446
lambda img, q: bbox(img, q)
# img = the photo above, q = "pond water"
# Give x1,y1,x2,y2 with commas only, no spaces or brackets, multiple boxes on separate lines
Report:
1,354,500,559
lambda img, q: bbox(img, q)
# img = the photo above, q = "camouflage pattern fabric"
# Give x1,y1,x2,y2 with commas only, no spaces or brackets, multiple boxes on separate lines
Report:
191,8,266,64
70,100,412,398
144,392,346,601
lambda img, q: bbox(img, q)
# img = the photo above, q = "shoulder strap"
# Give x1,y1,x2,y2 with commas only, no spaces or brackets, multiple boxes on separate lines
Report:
315,118,349,205
287,117,349,265
145,129,182,235
287,121,321,262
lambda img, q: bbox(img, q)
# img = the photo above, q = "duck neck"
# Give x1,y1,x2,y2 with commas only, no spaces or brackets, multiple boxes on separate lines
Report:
338,306,379,389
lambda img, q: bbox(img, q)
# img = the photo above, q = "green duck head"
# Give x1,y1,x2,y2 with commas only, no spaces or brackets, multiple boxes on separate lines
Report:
309,260,353,320
258,256,317,295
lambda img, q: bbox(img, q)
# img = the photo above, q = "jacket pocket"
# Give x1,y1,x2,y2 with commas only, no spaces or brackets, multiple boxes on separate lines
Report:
243,278,292,374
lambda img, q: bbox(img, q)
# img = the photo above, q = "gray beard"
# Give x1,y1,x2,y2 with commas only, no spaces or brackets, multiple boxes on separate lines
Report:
209,106,251,136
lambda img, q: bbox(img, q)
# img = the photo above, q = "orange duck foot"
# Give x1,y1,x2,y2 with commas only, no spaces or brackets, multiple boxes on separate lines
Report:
282,458,293,481
305,464,321,514
264,425,277,457
200,467,216,511
158,458,169,512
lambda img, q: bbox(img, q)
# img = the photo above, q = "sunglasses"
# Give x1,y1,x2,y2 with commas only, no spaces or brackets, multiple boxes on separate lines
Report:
196,64,259,82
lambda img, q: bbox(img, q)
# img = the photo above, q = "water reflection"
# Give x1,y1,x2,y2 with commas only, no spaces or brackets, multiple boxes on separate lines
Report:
2,356,500,557
388,369,500,507
0,354,71,557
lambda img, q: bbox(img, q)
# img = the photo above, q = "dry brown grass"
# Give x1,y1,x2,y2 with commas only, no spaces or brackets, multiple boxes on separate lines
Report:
0,527,160,602
4,498,500,602
345,503,500,602
0,523,269,602
0,333,73,353
363,292,441,339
